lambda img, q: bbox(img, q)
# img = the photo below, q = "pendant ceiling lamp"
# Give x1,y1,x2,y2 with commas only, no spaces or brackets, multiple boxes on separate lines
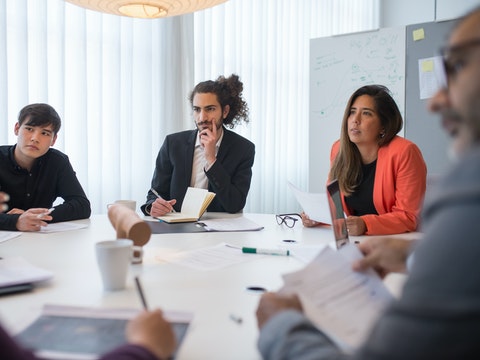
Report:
65,0,228,19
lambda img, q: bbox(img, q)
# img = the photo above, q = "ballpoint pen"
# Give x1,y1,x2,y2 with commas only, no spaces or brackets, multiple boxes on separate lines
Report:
242,247,290,256
37,207,55,219
134,276,149,310
150,188,176,213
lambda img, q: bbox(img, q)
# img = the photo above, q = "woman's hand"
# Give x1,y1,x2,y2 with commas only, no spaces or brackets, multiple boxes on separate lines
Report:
345,216,367,235
301,212,320,227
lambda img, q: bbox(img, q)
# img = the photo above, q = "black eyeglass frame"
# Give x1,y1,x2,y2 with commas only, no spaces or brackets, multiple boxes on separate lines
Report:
440,38,480,81
275,213,302,228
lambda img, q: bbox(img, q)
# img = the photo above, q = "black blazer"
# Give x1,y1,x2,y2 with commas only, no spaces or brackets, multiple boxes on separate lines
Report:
141,128,255,214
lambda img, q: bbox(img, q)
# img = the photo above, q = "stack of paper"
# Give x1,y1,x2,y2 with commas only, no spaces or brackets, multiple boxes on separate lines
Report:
198,216,264,232
0,256,53,295
0,256,53,287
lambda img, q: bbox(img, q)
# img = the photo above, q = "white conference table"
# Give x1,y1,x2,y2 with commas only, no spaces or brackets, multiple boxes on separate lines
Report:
0,213,412,359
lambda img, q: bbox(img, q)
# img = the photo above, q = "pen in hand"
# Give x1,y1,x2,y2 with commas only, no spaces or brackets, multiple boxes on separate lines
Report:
134,276,149,310
36,207,55,219
150,188,176,213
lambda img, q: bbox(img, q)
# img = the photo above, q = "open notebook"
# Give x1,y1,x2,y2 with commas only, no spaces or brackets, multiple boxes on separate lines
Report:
326,179,350,249
156,187,215,223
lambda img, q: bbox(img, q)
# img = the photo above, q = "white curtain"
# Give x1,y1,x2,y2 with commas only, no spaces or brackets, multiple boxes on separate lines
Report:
194,0,379,213
0,0,378,215
1,0,194,214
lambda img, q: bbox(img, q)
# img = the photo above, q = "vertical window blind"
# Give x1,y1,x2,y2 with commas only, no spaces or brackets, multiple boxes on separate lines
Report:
0,0,378,214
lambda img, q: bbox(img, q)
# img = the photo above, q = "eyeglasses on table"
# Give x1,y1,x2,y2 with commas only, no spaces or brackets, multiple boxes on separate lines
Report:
276,213,302,228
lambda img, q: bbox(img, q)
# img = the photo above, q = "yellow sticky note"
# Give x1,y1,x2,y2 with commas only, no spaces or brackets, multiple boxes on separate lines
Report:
413,28,425,41
421,59,434,72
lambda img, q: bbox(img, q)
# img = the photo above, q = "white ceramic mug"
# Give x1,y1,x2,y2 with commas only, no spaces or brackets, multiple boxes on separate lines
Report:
95,239,142,291
108,200,137,212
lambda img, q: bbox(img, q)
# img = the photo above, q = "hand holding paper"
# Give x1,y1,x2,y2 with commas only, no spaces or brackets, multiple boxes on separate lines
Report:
279,244,393,350
288,181,331,224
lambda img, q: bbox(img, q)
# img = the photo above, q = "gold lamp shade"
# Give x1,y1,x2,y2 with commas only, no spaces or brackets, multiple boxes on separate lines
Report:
65,0,228,19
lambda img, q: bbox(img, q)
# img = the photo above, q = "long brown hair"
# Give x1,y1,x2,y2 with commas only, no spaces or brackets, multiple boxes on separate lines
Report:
330,85,403,195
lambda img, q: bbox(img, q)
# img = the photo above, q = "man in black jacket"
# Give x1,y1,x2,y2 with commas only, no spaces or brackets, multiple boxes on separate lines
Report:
141,74,255,217
0,103,91,231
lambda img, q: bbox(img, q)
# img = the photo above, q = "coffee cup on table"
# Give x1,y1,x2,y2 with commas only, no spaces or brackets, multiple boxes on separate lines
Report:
95,239,142,291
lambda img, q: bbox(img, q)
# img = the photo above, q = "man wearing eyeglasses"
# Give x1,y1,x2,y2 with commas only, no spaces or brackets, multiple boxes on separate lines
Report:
256,7,480,359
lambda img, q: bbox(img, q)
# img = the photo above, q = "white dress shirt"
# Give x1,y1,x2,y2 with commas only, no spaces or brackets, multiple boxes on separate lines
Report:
190,129,224,189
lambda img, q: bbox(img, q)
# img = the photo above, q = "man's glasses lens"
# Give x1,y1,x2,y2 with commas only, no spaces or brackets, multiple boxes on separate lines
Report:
440,38,480,82
276,213,301,228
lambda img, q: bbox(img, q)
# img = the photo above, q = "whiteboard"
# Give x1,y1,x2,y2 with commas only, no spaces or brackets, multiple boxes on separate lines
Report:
309,27,406,192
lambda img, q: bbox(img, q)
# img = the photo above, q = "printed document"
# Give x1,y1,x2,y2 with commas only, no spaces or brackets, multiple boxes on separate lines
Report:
39,222,89,233
280,244,393,351
0,256,53,287
156,243,264,271
198,216,264,232
0,231,21,243
288,181,331,224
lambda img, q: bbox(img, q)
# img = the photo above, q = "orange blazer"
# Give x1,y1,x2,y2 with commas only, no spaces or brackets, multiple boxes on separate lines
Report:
330,136,427,235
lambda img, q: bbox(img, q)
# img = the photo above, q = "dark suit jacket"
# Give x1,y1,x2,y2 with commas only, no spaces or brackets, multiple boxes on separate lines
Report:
141,128,255,215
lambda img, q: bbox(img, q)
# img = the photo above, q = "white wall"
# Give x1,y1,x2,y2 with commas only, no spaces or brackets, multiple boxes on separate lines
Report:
437,0,480,20
380,0,480,28
380,0,434,27
308,0,480,193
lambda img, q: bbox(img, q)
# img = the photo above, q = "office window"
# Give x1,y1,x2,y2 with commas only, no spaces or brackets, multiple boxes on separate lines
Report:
194,0,379,212
0,0,378,214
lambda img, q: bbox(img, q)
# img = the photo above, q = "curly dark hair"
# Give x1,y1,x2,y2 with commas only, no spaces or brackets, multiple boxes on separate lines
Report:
189,74,250,129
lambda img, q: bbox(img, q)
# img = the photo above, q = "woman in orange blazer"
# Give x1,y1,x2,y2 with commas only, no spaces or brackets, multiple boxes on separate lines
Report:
303,85,427,235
